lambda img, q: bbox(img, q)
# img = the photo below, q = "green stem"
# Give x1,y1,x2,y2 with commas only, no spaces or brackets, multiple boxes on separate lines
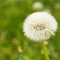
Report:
41,40,50,60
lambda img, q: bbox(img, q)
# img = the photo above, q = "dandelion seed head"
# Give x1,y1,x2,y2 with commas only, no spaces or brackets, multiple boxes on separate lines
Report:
23,12,58,41
32,2,43,10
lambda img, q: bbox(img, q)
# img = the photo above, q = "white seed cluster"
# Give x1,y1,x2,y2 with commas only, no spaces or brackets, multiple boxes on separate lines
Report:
23,12,58,42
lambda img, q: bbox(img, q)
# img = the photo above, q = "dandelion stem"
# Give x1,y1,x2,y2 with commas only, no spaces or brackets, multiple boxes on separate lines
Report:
41,40,50,60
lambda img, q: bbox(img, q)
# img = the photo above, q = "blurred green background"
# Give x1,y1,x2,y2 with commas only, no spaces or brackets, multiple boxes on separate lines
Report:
0,0,60,60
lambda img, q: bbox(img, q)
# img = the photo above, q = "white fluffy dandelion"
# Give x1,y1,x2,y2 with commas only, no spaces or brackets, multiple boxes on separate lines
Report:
23,12,58,42
32,2,43,10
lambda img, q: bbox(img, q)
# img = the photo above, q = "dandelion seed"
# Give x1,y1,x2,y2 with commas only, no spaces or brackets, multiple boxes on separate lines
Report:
23,12,58,41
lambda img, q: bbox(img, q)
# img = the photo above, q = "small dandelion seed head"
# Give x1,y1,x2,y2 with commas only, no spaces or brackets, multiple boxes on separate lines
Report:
23,12,58,42
32,2,43,10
